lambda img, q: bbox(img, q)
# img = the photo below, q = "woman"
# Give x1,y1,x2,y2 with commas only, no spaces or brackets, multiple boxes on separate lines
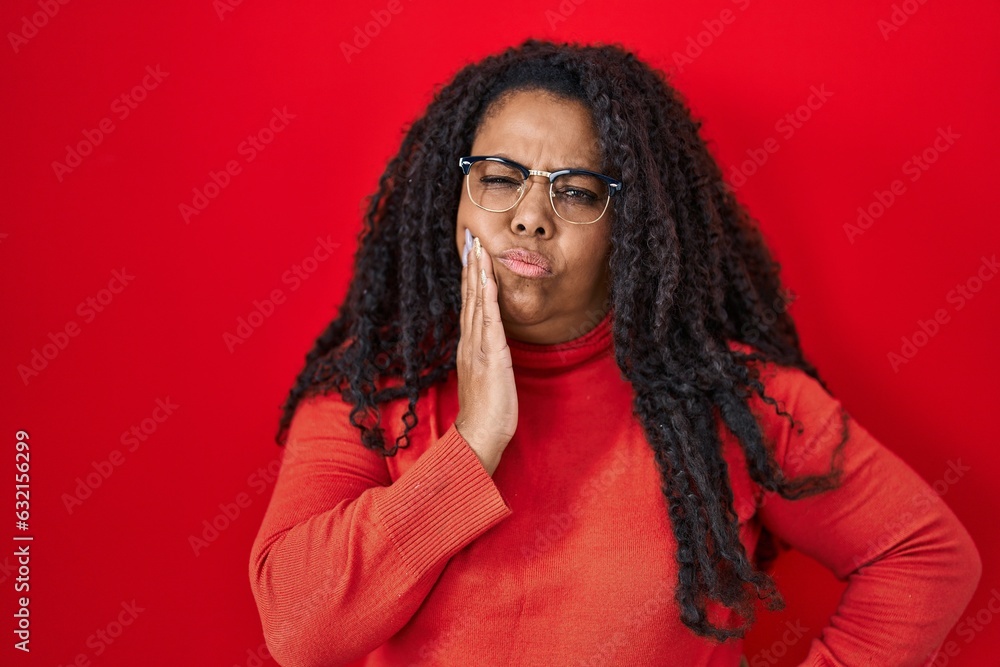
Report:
249,39,981,666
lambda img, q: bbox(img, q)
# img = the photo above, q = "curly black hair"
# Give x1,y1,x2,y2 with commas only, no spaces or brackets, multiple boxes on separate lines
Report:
274,38,846,642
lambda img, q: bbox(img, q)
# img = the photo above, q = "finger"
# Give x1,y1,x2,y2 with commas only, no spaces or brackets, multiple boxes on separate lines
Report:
460,252,469,336
478,246,506,354
459,259,469,361
470,236,485,354
462,239,477,340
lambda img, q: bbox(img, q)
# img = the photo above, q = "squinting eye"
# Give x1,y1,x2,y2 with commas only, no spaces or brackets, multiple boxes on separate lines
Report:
555,187,598,202
481,176,521,186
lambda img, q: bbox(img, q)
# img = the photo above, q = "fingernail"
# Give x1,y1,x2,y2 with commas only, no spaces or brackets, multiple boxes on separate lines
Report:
465,228,473,246
480,268,487,287
474,236,482,259
462,237,471,267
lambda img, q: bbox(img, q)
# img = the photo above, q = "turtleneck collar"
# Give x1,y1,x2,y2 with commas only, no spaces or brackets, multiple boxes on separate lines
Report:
506,307,614,370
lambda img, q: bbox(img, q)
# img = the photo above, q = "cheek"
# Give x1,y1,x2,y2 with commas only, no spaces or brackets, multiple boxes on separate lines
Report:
457,197,506,240
455,198,494,257
456,195,478,231
573,231,612,274
455,198,472,250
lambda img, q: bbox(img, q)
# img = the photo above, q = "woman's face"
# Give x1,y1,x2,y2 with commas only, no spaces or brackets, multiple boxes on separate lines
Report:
455,89,613,345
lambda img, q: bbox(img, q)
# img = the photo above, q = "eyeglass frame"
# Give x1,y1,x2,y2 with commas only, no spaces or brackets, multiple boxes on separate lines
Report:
458,155,624,225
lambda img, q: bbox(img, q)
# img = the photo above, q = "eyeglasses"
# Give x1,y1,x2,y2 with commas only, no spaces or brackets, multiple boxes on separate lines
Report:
458,155,623,225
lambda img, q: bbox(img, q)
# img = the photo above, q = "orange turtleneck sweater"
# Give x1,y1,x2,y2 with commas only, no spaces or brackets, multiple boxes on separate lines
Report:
249,309,981,666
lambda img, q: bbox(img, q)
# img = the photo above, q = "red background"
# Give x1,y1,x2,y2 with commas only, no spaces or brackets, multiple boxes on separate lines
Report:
2,1,998,665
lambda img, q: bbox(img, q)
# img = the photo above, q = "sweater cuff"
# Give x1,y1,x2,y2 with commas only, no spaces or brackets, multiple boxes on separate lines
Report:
371,423,513,581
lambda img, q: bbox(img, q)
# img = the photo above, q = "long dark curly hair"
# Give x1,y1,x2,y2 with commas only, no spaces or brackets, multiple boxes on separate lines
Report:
274,38,846,642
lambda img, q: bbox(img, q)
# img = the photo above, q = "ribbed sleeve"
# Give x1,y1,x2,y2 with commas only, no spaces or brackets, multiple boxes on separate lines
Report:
248,394,512,667
750,365,982,667
372,425,514,580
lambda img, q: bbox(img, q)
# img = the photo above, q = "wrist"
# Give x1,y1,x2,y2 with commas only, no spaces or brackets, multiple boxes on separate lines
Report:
454,421,501,475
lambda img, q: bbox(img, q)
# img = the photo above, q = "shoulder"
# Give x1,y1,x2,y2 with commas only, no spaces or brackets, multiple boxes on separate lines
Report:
288,369,453,455
286,390,365,448
726,340,847,472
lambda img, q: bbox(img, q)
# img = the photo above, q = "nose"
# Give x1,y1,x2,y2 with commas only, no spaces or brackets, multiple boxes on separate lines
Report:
510,175,556,237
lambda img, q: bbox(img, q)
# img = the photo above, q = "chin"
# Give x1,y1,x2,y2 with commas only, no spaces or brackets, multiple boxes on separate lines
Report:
497,292,549,326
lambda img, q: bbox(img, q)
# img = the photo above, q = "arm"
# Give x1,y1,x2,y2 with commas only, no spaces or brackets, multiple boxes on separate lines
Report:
249,394,513,667
751,368,982,667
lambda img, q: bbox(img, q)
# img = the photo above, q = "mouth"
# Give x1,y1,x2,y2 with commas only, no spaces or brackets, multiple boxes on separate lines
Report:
496,249,553,279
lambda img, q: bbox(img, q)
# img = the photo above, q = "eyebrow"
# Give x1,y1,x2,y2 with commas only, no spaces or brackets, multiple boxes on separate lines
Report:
490,152,599,173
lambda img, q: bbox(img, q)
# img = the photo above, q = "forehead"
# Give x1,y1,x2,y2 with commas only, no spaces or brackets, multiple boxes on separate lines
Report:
471,89,604,170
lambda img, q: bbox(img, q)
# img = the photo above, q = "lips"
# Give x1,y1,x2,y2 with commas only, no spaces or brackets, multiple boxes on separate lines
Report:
497,248,553,274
